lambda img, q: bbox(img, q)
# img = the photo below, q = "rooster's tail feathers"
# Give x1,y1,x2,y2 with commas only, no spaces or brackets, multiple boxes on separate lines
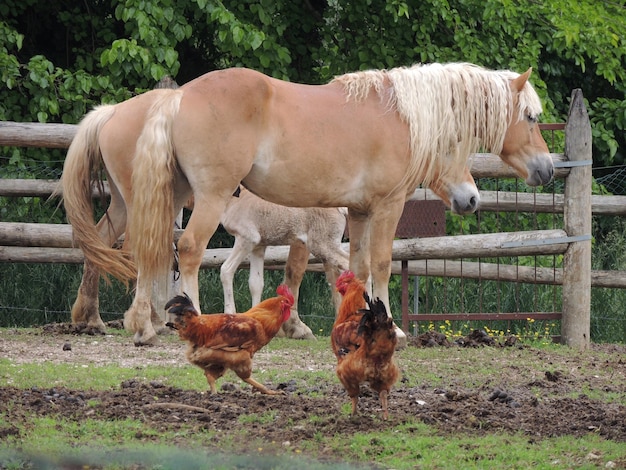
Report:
357,294,394,336
164,293,197,316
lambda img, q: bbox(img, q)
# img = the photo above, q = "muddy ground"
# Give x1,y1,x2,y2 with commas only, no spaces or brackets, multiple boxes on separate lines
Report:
1,324,625,468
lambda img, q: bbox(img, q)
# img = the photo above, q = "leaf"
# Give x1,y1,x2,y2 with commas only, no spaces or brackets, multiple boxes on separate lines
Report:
259,53,270,68
164,48,178,68
232,25,244,45
150,63,161,82
249,32,264,50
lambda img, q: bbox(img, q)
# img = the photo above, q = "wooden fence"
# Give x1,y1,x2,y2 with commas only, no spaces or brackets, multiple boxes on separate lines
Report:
1,89,619,349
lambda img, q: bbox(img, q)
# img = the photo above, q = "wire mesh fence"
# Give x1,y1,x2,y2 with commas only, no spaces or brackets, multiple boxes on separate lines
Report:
1,153,626,343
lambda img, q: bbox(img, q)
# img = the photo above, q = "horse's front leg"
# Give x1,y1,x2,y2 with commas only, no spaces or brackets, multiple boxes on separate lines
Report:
346,209,371,288
279,241,315,340
368,198,407,348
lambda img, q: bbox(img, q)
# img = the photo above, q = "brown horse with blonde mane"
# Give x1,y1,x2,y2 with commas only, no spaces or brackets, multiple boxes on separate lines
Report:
62,62,553,345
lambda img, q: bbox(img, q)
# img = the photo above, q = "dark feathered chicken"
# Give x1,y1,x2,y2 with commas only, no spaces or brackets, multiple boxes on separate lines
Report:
332,271,400,419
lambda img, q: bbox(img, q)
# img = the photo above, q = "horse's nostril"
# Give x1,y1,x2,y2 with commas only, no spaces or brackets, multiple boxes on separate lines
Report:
538,166,554,185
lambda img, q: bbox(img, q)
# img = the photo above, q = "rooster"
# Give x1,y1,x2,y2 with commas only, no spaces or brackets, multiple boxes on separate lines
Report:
331,271,400,419
165,284,294,395
331,270,367,359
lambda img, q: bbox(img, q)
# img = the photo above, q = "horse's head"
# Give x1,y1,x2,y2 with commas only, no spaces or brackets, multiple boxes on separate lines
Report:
500,69,554,186
428,164,479,215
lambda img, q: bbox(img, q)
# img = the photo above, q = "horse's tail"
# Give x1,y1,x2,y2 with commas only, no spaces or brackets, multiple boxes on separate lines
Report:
128,89,184,282
61,105,137,283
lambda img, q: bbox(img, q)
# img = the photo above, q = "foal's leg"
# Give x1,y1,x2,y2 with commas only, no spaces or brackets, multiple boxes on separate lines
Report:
321,260,345,316
309,243,349,317
220,237,257,313
279,241,315,340
248,245,267,307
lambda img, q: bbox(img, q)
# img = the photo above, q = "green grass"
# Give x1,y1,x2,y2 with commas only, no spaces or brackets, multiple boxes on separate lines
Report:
1,359,206,391
2,416,624,470
1,331,625,469
335,423,626,469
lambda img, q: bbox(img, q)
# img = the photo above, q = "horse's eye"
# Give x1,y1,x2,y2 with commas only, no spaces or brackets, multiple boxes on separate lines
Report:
527,114,538,124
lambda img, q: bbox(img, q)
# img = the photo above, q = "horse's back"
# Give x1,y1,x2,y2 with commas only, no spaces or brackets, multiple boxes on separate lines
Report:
170,67,413,209
99,89,181,179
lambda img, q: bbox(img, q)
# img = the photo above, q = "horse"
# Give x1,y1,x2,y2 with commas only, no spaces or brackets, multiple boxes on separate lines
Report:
66,160,477,341
218,186,349,340
62,62,553,346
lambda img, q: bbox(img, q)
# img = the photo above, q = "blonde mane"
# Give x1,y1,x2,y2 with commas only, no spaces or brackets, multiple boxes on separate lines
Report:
332,63,543,188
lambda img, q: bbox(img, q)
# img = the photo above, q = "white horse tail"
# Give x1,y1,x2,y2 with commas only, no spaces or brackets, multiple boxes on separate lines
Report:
128,89,184,282
61,105,137,283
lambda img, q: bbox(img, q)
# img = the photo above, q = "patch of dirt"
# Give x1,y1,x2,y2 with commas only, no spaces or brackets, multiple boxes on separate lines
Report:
1,324,626,466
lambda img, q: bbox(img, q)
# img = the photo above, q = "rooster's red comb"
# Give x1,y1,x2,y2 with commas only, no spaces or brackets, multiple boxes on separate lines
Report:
336,270,355,287
276,284,295,307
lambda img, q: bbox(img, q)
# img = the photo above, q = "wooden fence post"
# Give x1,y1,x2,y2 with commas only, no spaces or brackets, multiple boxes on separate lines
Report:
562,89,592,349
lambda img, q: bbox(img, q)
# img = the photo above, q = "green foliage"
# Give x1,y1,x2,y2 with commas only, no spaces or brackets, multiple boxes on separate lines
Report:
2,1,626,341
2,0,625,172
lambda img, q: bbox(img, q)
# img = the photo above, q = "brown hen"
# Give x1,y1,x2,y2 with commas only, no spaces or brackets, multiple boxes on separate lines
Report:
165,284,293,395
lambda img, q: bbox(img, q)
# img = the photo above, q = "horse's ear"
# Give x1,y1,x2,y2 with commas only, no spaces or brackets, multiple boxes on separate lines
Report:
511,67,532,92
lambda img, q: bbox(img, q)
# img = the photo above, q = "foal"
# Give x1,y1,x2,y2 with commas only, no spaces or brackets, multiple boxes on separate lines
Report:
219,187,349,339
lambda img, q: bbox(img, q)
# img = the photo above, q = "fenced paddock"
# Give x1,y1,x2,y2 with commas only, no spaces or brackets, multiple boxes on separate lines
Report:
1,89,626,347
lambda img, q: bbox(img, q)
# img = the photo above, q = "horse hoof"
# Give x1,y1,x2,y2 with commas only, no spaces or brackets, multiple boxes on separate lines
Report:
293,332,316,340
72,321,107,335
133,333,159,347
395,326,407,350
288,327,317,340
155,324,173,335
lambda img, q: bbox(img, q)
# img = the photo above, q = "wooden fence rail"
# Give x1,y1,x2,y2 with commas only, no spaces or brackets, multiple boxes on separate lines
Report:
0,90,595,348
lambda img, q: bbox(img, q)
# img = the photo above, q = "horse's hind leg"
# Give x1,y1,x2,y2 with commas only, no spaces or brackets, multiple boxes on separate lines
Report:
280,241,315,340
71,260,105,332
124,276,158,346
71,191,127,333
178,196,229,311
